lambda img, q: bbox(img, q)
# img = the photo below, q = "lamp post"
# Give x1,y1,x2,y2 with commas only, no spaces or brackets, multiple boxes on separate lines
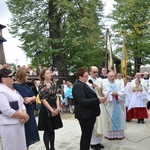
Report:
105,28,109,68
35,49,42,76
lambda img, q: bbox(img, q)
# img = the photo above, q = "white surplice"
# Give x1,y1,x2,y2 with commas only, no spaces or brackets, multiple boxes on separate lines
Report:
128,86,147,110
102,80,126,138
87,76,108,144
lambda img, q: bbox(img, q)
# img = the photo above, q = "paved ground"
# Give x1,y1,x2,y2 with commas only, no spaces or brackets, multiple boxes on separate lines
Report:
1,111,150,150
30,111,150,150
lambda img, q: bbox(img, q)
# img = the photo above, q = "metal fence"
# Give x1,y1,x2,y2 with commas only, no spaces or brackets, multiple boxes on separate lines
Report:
28,75,77,85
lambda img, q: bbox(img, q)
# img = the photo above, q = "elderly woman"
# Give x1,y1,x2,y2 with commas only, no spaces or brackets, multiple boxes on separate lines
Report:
0,68,29,150
13,67,39,149
72,68,106,150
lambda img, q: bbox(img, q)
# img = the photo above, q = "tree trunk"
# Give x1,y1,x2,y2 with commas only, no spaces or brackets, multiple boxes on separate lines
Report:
48,1,68,76
134,57,141,73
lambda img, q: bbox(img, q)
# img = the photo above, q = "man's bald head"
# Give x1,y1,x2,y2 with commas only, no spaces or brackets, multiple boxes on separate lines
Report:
107,72,115,82
135,72,141,79
143,72,149,78
90,66,99,79
90,66,98,71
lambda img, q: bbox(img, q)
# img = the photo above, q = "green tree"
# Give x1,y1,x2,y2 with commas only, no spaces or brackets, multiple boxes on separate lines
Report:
109,0,150,73
6,0,105,75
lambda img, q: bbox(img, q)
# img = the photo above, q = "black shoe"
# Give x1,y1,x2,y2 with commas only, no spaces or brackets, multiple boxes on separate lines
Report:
137,119,140,123
140,120,144,124
91,145,101,150
97,143,104,148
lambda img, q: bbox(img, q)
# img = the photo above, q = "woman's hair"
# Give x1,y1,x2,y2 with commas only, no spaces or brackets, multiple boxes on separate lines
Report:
40,68,50,82
0,68,12,83
15,67,29,83
76,68,88,79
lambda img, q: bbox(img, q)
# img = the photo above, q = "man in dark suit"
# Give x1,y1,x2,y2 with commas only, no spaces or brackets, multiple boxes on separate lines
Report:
72,68,106,150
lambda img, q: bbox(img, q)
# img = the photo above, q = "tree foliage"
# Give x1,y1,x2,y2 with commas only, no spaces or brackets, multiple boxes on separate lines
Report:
109,0,150,73
6,0,105,75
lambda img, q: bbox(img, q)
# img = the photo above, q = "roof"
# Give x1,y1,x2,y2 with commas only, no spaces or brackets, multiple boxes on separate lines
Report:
0,36,7,42
0,24,6,29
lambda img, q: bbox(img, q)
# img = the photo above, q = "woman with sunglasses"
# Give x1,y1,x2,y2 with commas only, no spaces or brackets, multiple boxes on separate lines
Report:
0,68,29,150
13,67,39,150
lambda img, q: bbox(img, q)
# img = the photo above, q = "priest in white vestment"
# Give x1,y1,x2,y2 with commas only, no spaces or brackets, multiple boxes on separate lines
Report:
87,66,108,149
103,72,126,140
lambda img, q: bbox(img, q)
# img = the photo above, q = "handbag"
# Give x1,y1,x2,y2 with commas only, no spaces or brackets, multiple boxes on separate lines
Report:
0,101,19,114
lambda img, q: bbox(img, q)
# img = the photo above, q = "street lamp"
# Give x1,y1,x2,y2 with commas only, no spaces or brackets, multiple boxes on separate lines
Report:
35,49,42,76
105,28,110,68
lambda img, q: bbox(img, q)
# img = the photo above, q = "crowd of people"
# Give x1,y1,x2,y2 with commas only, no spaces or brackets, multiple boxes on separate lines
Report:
0,63,150,150
72,66,149,150
0,64,63,150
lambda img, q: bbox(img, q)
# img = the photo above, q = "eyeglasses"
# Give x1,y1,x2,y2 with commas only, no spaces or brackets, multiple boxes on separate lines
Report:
83,75,89,77
92,71,98,74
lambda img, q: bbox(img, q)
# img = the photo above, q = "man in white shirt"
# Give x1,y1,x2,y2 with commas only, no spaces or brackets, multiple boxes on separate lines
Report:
87,66,107,150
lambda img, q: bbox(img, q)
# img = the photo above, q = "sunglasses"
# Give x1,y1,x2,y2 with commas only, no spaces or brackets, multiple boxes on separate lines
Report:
3,75,13,78
92,71,98,74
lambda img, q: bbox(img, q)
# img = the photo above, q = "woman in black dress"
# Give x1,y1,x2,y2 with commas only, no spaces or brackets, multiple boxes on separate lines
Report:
38,68,63,150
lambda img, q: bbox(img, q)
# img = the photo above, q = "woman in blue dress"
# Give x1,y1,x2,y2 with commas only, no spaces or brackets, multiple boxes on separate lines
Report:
13,68,39,149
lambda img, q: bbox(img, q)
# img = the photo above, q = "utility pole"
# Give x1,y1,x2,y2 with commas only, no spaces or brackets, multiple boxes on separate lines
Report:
35,49,42,76
105,28,109,68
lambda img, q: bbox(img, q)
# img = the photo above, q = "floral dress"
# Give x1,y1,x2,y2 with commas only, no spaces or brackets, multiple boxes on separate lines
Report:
38,81,63,131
